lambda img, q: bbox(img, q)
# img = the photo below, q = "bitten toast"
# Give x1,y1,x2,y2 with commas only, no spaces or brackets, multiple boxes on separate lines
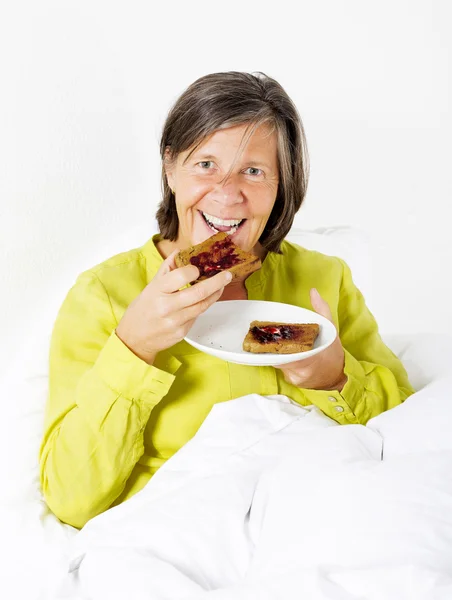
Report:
175,232,261,282
243,321,320,354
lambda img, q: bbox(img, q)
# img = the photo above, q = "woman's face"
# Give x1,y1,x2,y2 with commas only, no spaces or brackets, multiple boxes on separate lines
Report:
165,124,279,254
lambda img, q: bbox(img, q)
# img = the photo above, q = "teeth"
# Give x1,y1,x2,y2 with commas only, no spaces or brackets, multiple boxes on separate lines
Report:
206,221,219,233
202,211,243,227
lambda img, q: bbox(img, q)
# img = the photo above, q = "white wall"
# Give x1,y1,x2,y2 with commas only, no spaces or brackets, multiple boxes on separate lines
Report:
1,0,451,377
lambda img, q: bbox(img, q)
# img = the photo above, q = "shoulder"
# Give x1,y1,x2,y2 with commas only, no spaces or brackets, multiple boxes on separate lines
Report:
67,236,162,313
70,247,144,296
278,239,345,278
77,235,161,287
84,246,147,282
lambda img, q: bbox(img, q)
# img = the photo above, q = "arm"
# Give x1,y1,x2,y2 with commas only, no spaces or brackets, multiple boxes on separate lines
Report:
39,272,178,528
335,258,414,423
283,259,415,424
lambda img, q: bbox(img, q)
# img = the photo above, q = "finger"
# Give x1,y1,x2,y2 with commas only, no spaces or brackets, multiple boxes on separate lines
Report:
176,286,225,326
310,288,334,324
159,263,201,293
156,249,180,277
172,270,232,310
142,250,190,300
156,249,201,288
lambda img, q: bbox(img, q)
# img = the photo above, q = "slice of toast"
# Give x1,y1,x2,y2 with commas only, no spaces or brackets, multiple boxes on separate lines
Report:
175,232,261,282
243,321,320,354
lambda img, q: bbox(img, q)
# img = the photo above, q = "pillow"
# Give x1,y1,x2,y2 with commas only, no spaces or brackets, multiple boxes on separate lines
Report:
382,332,452,389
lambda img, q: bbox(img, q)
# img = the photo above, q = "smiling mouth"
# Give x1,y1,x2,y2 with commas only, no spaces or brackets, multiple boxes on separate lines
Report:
200,210,246,235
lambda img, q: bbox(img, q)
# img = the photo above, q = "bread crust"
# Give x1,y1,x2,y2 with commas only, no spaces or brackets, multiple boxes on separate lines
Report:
175,232,261,282
243,321,320,354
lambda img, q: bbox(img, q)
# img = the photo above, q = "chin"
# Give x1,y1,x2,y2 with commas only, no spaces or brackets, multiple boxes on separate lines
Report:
233,228,261,254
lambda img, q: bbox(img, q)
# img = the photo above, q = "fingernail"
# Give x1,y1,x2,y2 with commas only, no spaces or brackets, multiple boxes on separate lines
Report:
225,271,233,281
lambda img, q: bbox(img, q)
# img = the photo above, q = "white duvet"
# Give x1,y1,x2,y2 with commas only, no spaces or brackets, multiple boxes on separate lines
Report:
2,335,452,600
31,375,450,600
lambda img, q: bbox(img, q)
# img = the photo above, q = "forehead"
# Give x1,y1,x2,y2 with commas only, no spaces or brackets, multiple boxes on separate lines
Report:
184,123,278,165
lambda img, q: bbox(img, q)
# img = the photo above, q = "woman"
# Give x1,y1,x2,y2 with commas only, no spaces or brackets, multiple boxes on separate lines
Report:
40,71,414,529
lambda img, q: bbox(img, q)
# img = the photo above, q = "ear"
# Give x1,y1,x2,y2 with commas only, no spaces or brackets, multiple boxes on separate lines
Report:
164,147,176,191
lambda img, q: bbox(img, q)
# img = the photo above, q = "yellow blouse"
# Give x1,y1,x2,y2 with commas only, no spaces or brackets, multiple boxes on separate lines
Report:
39,235,414,528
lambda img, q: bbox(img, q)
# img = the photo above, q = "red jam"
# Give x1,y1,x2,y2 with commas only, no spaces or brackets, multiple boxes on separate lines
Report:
251,325,296,344
190,239,241,278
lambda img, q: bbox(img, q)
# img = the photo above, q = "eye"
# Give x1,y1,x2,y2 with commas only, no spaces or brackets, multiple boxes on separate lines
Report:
198,161,215,169
244,167,263,176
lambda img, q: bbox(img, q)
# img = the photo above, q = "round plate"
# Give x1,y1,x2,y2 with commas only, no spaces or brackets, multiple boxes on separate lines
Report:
184,300,337,366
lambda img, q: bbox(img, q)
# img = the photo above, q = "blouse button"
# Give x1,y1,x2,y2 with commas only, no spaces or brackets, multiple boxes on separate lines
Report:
334,406,344,413
328,396,337,403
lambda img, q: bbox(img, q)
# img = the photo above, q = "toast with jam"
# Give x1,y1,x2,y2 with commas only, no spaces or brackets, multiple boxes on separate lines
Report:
243,321,320,354
175,232,261,282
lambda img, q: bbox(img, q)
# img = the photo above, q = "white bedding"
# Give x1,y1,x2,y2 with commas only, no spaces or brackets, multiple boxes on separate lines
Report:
9,374,441,600
1,331,452,600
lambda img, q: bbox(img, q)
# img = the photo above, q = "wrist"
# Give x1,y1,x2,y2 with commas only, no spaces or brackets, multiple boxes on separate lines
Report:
324,373,348,392
325,350,347,392
114,328,156,366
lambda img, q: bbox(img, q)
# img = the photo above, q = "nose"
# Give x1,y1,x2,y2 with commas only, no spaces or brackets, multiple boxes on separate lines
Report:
211,174,244,206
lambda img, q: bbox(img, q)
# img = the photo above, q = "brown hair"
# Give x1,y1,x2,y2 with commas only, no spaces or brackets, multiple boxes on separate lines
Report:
156,71,309,253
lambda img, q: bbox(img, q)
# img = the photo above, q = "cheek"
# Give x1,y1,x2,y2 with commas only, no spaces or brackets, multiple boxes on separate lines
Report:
247,182,278,214
177,177,211,209
251,195,277,220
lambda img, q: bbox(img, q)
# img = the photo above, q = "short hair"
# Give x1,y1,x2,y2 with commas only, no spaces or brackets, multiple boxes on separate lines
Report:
156,71,309,253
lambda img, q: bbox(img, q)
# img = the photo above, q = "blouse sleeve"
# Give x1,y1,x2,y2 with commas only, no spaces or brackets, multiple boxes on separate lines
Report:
288,259,415,425
39,271,180,528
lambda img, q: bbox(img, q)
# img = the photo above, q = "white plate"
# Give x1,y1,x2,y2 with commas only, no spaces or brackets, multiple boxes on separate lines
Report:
185,300,337,366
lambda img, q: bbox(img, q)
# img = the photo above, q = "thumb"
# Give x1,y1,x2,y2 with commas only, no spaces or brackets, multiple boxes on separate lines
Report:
310,288,334,324
157,248,180,277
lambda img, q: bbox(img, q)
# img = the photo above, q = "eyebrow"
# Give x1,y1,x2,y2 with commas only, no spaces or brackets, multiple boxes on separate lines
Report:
190,153,274,171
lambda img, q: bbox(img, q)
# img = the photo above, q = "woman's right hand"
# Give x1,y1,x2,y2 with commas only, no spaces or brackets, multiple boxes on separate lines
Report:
115,249,232,365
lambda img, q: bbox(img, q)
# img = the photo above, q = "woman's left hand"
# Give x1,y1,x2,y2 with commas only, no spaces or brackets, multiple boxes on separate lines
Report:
273,289,347,391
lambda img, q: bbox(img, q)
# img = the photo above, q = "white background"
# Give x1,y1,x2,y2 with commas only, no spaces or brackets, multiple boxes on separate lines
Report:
1,0,451,377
